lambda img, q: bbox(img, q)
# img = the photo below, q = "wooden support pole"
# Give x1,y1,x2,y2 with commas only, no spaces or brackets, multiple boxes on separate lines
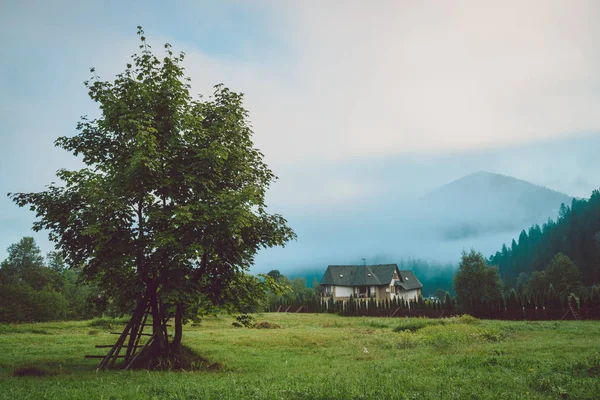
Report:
97,318,134,370
124,334,155,371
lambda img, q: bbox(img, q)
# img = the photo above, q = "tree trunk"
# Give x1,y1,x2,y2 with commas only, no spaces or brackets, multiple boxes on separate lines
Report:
146,284,170,367
170,302,184,353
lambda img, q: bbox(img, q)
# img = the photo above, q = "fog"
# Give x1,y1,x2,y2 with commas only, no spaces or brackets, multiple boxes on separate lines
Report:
253,134,600,275
2,1,600,272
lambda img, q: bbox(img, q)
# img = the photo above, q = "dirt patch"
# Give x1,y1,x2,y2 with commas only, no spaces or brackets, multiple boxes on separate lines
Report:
127,345,224,372
254,321,281,329
13,366,56,377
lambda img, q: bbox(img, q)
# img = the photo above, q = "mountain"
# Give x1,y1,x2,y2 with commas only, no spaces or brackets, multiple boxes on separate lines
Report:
255,171,574,274
418,171,573,241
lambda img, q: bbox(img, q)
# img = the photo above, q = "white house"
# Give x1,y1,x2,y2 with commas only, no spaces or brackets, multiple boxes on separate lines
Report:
319,264,423,301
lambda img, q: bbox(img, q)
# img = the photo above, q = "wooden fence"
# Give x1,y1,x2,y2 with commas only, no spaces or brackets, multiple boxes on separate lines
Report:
268,296,600,321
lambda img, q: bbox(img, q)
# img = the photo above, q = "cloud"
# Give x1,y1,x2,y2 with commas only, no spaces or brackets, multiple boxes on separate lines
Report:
2,0,600,260
171,1,600,166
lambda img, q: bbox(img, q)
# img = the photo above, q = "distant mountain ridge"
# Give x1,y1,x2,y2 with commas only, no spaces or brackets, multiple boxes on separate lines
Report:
424,171,570,200
256,170,575,275
419,171,573,241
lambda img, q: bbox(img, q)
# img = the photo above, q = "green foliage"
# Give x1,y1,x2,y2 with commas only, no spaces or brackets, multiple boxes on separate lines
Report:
546,284,560,309
232,313,255,328
397,259,456,296
453,249,503,310
445,292,453,310
266,270,281,280
0,283,67,322
0,237,60,291
506,289,519,310
0,237,100,322
489,191,600,288
8,28,295,346
526,270,548,297
544,253,582,295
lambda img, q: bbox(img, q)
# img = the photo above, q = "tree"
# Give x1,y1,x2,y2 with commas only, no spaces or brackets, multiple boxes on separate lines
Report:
453,249,503,310
490,190,600,288
0,237,45,276
545,253,582,295
47,251,67,275
312,277,320,295
527,270,548,296
433,288,446,301
10,28,295,367
267,270,282,281
0,237,61,291
516,272,528,295
444,292,453,310
0,237,66,321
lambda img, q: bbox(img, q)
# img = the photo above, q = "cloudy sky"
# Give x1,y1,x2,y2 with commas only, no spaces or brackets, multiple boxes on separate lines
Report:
2,1,600,270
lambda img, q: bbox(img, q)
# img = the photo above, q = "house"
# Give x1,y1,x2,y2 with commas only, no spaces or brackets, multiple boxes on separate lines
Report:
319,264,423,301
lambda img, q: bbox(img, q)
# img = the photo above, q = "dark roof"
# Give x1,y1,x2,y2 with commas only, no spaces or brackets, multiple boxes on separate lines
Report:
320,264,422,289
393,270,423,290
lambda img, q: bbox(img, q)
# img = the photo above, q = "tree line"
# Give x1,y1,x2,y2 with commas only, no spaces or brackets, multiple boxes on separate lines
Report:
269,248,600,319
453,249,599,314
0,237,104,322
488,190,600,289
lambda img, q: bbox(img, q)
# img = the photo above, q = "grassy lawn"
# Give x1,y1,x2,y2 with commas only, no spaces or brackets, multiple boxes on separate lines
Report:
0,314,599,399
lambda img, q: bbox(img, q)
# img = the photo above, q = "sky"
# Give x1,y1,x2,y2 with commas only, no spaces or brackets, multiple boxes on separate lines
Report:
1,1,600,272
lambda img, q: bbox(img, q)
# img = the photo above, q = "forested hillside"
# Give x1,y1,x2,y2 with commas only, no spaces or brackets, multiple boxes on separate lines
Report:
488,189,600,288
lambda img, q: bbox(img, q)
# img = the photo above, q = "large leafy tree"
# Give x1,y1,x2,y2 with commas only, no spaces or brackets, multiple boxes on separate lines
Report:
453,249,503,310
10,28,295,364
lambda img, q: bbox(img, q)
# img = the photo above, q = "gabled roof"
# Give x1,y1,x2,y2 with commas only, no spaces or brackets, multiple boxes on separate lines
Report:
393,270,423,290
320,264,422,289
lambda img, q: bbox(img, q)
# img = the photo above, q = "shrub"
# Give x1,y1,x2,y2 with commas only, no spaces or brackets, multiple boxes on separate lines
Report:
0,283,68,322
232,314,255,328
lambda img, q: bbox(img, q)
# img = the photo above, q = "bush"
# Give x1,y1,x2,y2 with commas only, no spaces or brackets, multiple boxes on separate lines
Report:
232,314,255,328
0,283,68,322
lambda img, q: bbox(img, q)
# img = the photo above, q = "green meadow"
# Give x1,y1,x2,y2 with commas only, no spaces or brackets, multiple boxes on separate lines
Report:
0,314,599,399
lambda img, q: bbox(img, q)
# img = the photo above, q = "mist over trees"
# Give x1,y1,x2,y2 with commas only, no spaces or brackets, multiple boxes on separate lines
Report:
488,189,600,288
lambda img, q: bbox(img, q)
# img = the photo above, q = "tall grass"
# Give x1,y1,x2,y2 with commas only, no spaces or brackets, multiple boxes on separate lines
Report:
0,315,598,399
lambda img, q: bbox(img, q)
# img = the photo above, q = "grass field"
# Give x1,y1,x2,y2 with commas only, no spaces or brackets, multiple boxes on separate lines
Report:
0,314,599,399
